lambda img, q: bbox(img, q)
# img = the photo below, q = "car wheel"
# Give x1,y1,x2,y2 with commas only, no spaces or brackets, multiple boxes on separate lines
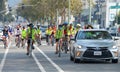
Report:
74,58,80,63
112,59,118,63
70,55,73,61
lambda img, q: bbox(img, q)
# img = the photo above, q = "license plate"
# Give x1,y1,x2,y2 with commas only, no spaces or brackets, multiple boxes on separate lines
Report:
94,51,102,55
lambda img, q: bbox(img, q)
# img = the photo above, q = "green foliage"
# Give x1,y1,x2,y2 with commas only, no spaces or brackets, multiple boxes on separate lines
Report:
0,0,6,22
17,0,83,23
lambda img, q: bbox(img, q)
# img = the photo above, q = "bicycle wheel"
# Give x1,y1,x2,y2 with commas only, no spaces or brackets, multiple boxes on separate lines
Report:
51,36,54,46
58,41,61,57
64,41,68,54
17,37,20,48
3,40,6,49
29,39,32,57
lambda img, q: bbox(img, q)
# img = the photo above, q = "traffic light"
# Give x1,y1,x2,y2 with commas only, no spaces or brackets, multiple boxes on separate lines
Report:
21,4,24,9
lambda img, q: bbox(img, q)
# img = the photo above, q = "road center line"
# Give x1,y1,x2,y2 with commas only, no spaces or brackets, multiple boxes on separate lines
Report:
0,42,11,72
34,45,64,72
32,52,46,72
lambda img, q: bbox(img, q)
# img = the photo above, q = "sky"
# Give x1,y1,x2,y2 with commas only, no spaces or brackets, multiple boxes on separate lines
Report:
8,0,22,7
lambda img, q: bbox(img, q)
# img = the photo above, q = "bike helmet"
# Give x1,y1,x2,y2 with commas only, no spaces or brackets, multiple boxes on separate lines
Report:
63,22,68,25
28,23,34,28
76,24,81,27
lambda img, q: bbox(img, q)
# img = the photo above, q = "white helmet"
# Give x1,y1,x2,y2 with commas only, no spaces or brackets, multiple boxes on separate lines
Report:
76,24,81,27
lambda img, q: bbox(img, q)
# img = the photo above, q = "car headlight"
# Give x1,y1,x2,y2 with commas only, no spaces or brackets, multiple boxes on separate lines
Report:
112,45,117,49
76,45,82,49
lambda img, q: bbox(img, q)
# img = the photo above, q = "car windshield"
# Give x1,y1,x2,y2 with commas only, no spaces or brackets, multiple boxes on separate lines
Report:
77,31,112,40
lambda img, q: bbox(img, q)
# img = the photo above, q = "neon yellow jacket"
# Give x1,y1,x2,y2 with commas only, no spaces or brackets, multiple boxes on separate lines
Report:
21,29,26,39
27,28,37,40
45,28,52,35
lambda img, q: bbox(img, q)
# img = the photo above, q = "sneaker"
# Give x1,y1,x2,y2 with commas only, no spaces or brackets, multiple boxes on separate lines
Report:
55,51,58,54
26,53,29,55
32,46,35,49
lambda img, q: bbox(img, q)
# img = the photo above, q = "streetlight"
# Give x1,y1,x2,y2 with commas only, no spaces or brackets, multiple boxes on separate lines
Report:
89,0,91,24
115,2,119,37
68,0,71,24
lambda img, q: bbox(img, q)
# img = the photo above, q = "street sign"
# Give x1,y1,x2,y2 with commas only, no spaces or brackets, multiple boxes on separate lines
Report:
110,6,120,9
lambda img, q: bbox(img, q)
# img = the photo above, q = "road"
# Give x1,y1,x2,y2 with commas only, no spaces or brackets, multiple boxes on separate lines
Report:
0,38,120,72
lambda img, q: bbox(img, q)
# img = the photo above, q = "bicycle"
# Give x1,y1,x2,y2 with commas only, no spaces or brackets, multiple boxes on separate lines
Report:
58,38,62,57
36,35,41,46
29,38,33,57
16,35,21,48
62,35,69,53
21,38,26,48
51,34,55,46
2,36,7,49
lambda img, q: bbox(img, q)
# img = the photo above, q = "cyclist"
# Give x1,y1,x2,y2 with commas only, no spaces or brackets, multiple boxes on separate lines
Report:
68,23,74,39
62,22,70,51
26,23,37,55
55,25,63,54
45,25,52,45
21,26,26,48
14,25,21,47
86,24,93,29
76,24,82,32
50,25,56,46
2,26,9,48
36,24,41,45
8,25,13,41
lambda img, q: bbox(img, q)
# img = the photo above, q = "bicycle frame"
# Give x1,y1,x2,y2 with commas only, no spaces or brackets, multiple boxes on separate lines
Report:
58,38,62,57
2,36,7,49
29,38,33,57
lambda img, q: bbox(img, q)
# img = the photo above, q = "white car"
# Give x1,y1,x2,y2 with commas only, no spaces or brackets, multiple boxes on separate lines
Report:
70,29,119,63
40,26,47,39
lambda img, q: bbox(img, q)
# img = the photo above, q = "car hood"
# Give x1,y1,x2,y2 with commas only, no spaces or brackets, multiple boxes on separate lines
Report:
76,39,115,47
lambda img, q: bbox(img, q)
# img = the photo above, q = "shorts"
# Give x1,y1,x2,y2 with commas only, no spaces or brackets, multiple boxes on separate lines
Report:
3,34,8,38
27,38,34,44
56,39,60,42
16,35,20,37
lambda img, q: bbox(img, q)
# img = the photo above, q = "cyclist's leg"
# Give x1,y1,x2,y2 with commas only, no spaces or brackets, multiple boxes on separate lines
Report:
39,34,41,45
21,38,25,47
17,35,21,48
32,40,35,49
46,35,48,44
15,35,18,46
55,39,59,54
26,39,30,55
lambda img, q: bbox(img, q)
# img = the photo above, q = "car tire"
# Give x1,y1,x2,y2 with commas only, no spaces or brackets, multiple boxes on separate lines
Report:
112,59,118,63
74,58,80,63
70,55,73,61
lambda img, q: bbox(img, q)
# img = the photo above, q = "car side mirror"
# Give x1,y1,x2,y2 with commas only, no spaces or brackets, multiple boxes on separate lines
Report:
113,37,119,41
114,38,119,41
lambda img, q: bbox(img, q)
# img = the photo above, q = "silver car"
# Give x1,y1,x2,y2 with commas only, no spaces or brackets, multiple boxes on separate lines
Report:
70,29,119,63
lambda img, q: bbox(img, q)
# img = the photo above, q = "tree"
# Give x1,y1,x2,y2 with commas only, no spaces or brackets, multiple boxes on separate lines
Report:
17,0,83,24
0,0,6,22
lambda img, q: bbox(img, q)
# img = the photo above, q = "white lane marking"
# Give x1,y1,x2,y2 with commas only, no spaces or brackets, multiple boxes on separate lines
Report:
32,53,46,72
41,43,56,46
0,45,4,47
0,42,11,72
34,45,64,72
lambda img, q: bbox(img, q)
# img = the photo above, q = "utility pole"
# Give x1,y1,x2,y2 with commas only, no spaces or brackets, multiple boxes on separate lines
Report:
115,2,119,37
68,0,71,24
89,0,92,24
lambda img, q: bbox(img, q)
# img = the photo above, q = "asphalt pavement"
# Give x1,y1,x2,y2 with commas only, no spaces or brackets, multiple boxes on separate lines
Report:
0,38,120,72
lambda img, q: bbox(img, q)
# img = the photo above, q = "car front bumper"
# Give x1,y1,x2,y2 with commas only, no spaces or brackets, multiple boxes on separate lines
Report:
74,48,119,60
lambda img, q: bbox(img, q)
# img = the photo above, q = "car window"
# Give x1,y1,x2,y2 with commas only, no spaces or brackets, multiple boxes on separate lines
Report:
77,31,112,40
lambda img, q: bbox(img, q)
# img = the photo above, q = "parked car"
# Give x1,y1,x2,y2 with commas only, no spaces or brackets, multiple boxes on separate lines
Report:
0,29,3,41
40,26,47,39
108,27,118,36
70,29,119,63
